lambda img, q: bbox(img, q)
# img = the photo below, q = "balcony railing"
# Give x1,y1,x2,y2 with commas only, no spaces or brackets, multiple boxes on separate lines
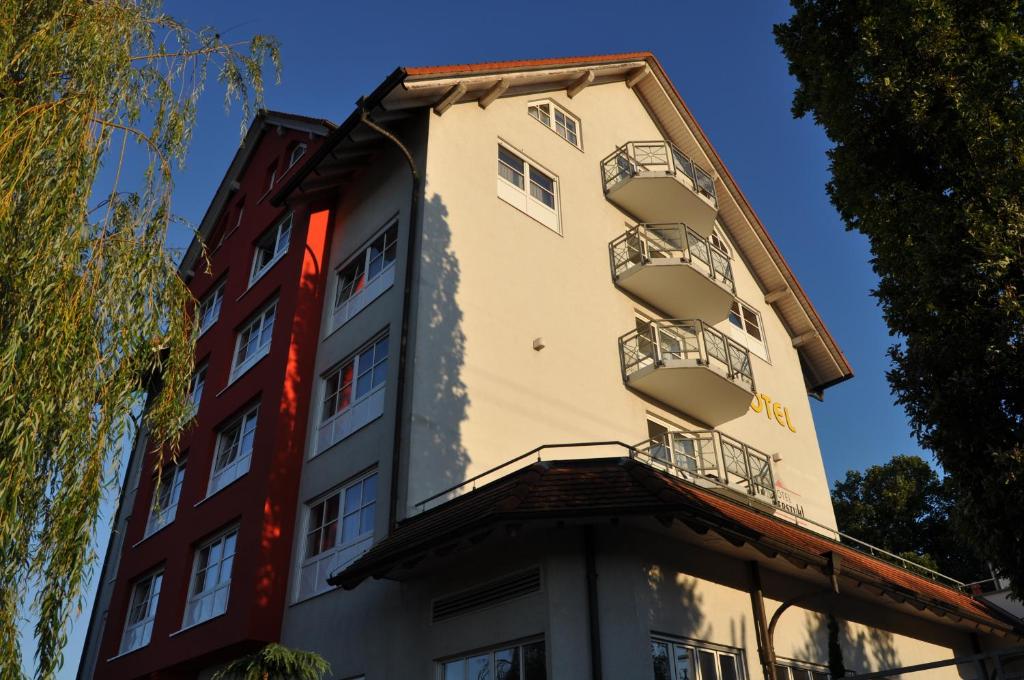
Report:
633,429,776,504
620,319,754,391
601,140,717,206
610,223,734,291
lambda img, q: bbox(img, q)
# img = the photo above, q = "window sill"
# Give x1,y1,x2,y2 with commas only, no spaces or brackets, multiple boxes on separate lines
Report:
132,521,174,548
219,351,269,394
311,387,386,459
195,471,249,508
106,645,150,663
244,252,287,295
325,266,396,340
169,612,227,638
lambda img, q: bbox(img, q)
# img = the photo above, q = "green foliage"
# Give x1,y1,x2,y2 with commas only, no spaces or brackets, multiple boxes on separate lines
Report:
775,1,1024,595
831,455,986,582
212,644,330,680
0,1,279,677
826,613,846,679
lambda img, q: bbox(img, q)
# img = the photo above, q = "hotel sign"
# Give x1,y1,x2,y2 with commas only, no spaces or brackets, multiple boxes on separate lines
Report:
749,393,797,433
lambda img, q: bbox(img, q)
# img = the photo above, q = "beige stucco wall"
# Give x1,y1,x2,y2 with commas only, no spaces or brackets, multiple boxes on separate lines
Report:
409,80,836,528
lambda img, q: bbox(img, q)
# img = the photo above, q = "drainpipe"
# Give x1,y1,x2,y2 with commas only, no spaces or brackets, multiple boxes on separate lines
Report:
584,525,604,680
357,101,421,531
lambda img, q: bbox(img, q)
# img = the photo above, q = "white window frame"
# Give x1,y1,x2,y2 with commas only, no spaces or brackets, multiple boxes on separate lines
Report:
727,299,769,362
144,460,186,537
288,143,307,169
230,300,276,382
197,281,225,336
208,405,258,495
496,144,561,234
651,636,746,680
775,660,831,680
331,222,399,332
119,570,163,654
438,638,547,680
183,527,237,629
295,471,378,601
709,226,731,257
315,334,389,455
528,99,581,148
249,213,292,285
190,362,207,415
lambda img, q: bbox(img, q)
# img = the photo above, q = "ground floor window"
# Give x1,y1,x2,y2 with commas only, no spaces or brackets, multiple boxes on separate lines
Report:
775,660,830,680
652,636,745,680
440,638,546,680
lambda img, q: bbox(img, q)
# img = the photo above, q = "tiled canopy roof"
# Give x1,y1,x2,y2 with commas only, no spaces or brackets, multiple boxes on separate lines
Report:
331,458,1018,636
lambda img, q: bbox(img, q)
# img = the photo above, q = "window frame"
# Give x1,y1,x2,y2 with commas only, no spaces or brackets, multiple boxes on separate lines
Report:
437,637,547,680
774,660,831,680
182,526,237,629
196,280,225,336
288,143,307,169
230,299,277,382
207,404,259,495
249,213,293,285
320,334,389,425
119,569,163,654
651,636,746,680
144,460,186,537
527,99,582,148
296,471,378,601
190,362,207,415
727,299,769,362
496,144,561,234
332,221,399,327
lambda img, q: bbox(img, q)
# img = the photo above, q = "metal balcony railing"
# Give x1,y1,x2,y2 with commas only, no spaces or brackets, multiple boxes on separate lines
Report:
619,319,754,392
633,430,776,504
610,223,734,291
601,140,718,207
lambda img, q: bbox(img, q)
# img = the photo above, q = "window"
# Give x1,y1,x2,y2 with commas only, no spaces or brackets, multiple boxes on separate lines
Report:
120,571,162,653
775,661,830,680
727,300,768,361
652,638,744,680
250,214,292,283
208,405,258,494
440,639,546,680
496,145,560,233
332,222,398,329
145,461,186,537
288,143,307,168
528,100,580,147
265,161,277,193
316,335,389,453
190,363,207,414
197,281,224,335
709,227,730,256
297,472,377,600
230,300,276,381
183,527,236,628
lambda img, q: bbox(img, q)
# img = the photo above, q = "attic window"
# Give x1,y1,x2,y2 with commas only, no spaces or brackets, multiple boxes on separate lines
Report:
528,100,580,148
288,143,307,169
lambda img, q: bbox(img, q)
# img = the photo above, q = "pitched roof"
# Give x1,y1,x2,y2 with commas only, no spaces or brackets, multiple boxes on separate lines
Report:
331,458,1018,636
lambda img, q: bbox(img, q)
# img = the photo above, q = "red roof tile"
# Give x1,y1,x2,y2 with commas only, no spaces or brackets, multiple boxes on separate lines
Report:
332,458,1016,633
404,52,653,77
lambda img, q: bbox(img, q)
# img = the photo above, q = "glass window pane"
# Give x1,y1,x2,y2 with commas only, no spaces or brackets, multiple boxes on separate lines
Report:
363,474,377,503
444,661,466,680
495,648,519,680
651,642,671,680
698,650,718,680
342,513,359,542
792,670,811,680
467,654,490,680
719,654,738,680
522,641,546,680
775,666,791,680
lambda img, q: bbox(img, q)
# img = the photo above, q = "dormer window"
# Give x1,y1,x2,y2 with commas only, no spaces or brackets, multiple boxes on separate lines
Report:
528,100,580,148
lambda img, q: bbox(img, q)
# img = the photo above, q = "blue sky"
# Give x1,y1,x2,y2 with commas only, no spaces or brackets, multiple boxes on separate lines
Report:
42,1,930,676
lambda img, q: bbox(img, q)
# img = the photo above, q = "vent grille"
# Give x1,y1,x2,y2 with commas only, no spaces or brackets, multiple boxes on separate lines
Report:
432,568,541,622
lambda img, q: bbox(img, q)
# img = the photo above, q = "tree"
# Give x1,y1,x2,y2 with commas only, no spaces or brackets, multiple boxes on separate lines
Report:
0,1,278,676
830,455,986,582
775,1,1024,595
211,644,330,680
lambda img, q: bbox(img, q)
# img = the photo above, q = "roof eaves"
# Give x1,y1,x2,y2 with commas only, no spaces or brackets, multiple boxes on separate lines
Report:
403,52,654,78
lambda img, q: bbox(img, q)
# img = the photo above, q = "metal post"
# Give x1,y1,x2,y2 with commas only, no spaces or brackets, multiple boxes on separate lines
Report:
749,561,779,680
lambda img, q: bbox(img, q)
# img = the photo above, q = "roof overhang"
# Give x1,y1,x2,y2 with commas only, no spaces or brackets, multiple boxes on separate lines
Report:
329,458,1020,638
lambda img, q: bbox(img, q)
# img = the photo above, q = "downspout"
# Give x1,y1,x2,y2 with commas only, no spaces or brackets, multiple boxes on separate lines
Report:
584,525,604,680
357,101,421,531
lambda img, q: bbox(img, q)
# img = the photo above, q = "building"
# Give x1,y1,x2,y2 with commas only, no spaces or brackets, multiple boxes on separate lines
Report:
78,53,1023,680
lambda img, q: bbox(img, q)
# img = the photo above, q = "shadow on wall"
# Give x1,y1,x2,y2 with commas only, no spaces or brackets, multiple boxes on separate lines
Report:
798,611,900,677
646,565,711,641
409,193,470,508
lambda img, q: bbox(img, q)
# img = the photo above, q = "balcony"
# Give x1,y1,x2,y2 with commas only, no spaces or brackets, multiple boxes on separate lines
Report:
610,224,734,323
633,429,776,505
619,319,754,425
601,141,718,235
